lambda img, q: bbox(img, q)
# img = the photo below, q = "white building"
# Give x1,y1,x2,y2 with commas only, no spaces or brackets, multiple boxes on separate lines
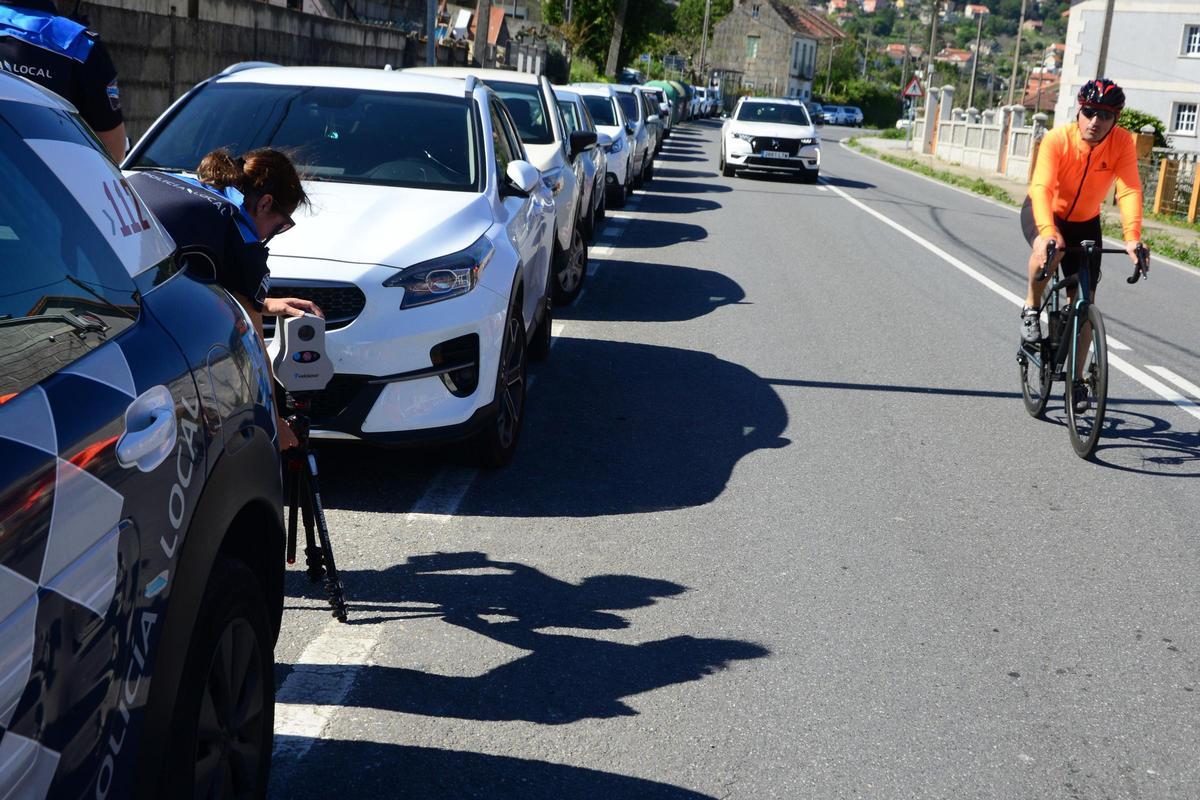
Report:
1057,0,1200,153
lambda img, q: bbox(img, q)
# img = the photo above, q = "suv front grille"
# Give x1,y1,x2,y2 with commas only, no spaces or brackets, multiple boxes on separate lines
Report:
264,281,365,337
751,137,801,156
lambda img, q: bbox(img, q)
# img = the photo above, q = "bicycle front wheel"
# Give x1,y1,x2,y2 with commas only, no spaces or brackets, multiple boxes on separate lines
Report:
1019,342,1051,418
1065,304,1109,458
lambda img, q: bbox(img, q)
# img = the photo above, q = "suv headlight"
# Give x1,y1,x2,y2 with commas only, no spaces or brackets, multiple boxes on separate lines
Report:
800,137,818,146
383,235,495,309
731,132,755,142
605,136,623,154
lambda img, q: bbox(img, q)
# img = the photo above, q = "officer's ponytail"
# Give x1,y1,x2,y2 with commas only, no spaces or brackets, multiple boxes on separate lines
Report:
197,148,310,215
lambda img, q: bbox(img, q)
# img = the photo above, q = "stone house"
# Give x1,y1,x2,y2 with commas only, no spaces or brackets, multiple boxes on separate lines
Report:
709,0,844,101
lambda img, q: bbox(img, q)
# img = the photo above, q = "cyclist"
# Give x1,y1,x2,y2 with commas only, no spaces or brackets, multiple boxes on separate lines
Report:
0,0,127,161
128,148,321,450
1020,77,1146,410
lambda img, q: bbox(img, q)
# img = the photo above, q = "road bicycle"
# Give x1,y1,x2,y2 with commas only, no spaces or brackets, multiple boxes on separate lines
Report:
1017,240,1150,458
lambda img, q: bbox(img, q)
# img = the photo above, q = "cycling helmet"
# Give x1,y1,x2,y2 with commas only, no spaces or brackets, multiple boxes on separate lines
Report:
1077,78,1125,110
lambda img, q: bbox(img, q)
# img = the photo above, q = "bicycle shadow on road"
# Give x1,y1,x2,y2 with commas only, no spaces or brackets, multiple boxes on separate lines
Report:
270,738,718,799
1067,404,1200,476
296,552,769,725
560,260,745,323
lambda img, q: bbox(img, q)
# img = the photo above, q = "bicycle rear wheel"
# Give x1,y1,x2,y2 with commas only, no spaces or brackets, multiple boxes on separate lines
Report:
1019,342,1051,418
1065,304,1108,458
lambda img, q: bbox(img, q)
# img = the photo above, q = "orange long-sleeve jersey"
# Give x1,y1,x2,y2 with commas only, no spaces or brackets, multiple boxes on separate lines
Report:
1028,122,1143,241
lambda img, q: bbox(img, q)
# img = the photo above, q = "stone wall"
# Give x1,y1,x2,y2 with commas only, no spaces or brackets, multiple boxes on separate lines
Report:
80,0,465,141
709,3,793,97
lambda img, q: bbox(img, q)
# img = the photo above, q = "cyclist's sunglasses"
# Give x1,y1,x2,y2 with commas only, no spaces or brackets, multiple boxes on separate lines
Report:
1080,105,1117,122
244,191,296,243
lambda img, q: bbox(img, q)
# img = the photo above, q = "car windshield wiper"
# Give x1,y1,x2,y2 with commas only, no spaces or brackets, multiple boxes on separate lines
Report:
0,311,109,336
64,275,138,321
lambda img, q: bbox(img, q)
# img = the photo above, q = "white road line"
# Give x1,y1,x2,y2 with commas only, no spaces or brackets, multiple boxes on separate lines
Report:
822,180,1200,424
1108,337,1131,351
1145,365,1200,404
838,139,1198,277
405,465,478,526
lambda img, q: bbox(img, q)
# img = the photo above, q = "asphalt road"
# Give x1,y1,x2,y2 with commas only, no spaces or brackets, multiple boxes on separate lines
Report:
268,121,1200,800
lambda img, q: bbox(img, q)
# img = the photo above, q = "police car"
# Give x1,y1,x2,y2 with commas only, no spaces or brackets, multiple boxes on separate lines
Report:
0,73,284,798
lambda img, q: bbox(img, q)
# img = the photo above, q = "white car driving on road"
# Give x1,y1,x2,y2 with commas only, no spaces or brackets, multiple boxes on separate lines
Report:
720,96,821,182
127,66,559,465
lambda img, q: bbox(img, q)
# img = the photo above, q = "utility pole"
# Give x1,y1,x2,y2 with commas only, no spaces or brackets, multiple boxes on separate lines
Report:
605,0,628,79
1007,0,1026,106
966,10,982,108
426,0,436,66
698,0,712,83
900,26,912,92
1095,0,1115,76
925,0,940,92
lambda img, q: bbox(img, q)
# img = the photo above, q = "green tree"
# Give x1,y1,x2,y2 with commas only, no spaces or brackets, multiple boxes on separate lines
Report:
674,0,733,40
542,0,673,74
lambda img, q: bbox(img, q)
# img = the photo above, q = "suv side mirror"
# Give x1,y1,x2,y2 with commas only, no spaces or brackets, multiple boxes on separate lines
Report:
625,123,635,136
568,129,598,159
501,160,540,197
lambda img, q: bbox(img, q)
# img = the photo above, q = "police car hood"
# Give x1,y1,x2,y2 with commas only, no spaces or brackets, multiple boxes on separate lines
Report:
268,181,491,269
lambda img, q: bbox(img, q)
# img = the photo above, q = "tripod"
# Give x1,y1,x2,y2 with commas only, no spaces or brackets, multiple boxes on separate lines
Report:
283,397,349,622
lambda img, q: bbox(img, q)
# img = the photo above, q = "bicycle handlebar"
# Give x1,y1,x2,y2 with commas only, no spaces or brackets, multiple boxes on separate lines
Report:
1036,240,1150,284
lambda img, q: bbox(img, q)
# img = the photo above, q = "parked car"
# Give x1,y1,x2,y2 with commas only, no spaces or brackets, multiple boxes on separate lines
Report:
647,79,686,126
687,84,703,119
720,95,821,182
577,82,651,191
573,83,636,208
636,86,665,158
694,87,717,118
128,66,565,465
408,66,592,309
641,85,672,135
0,72,285,798
842,105,864,126
555,86,609,241
807,101,827,124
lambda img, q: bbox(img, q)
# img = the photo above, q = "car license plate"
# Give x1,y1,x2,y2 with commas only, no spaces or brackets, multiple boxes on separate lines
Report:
762,150,789,159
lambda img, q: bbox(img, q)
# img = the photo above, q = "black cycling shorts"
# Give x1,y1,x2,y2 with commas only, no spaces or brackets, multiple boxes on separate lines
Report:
1021,196,1102,289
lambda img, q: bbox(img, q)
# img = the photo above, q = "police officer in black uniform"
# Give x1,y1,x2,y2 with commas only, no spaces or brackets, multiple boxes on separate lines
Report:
0,0,125,160
128,148,322,450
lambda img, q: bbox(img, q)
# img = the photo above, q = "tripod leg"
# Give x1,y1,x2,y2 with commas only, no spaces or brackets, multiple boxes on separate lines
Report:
302,451,349,622
286,455,301,565
299,468,325,583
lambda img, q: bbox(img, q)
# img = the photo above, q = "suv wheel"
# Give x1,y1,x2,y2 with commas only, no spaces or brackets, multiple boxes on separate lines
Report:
473,301,526,467
166,557,274,799
552,226,587,306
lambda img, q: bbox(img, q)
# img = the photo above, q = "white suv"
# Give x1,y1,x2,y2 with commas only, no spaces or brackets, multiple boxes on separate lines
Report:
127,66,560,465
408,67,596,306
720,96,821,182
572,83,636,207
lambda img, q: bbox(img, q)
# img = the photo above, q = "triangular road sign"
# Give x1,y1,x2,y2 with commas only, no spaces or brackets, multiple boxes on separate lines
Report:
902,77,924,98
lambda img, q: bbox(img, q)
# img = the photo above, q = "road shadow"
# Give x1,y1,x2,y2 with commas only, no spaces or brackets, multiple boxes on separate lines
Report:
635,178,729,195
652,167,718,180
655,153,708,163
296,552,769,725
631,193,722,214
561,261,744,323
453,339,789,516
270,738,719,799
1074,405,1200,476
818,176,876,189
606,218,709,248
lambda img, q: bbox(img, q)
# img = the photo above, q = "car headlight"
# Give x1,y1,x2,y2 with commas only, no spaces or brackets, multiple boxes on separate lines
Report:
383,235,495,309
605,137,623,154
732,132,755,142
800,137,818,146
541,166,564,195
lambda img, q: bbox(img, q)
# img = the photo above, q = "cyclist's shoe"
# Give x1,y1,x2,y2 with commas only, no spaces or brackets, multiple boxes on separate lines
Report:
1071,379,1091,413
1020,307,1042,342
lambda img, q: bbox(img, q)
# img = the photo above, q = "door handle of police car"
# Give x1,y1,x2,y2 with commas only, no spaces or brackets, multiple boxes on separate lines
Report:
117,385,177,472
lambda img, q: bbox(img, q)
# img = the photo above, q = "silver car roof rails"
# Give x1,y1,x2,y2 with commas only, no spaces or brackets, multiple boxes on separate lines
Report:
219,61,282,76
464,74,479,97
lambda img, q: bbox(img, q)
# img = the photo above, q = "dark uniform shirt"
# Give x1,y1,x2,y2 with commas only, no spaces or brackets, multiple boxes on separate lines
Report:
128,171,272,311
0,0,122,133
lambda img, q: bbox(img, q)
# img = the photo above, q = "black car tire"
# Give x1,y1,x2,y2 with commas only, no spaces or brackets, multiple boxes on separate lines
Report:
473,301,527,468
165,556,274,800
552,226,587,306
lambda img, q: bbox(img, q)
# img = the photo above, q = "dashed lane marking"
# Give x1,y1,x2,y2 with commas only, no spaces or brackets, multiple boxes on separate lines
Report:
1108,337,1132,351
821,179,1200,425
1145,365,1200,405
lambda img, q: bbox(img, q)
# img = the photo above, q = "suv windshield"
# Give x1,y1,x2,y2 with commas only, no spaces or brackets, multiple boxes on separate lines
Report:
582,95,617,127
737,102,812,126
487,81,554,145
134,83,480,191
